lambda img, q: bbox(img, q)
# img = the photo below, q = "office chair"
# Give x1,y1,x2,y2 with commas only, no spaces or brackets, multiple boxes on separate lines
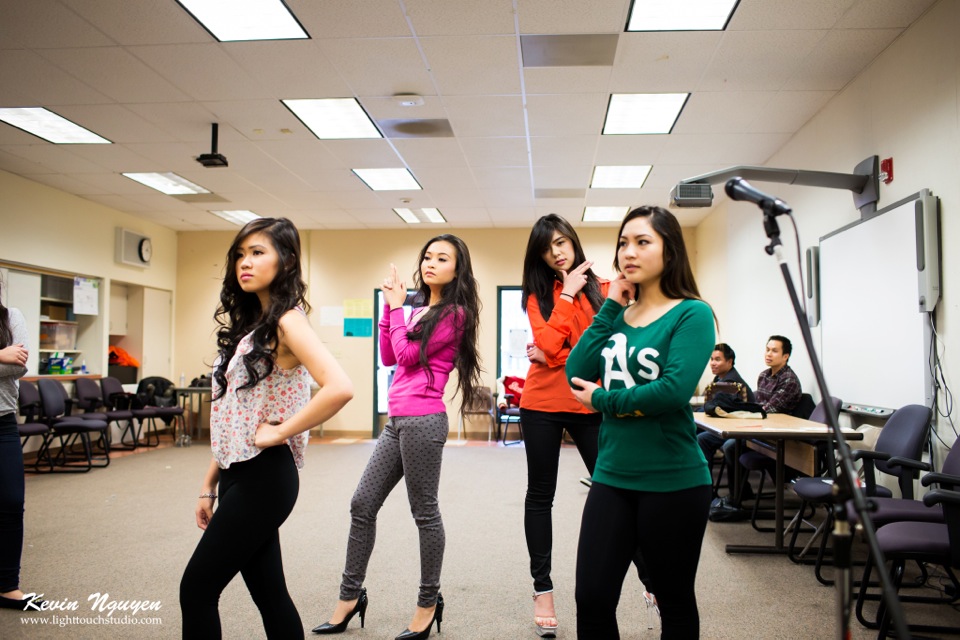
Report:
787,404,931,586
36,378,110,472
16,381,51,473
100,376,158,449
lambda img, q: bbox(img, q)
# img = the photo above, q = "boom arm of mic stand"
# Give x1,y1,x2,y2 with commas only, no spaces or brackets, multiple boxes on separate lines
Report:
767,239,910,640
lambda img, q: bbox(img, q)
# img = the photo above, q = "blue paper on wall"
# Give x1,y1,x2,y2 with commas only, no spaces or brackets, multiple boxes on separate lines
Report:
343,318,372,338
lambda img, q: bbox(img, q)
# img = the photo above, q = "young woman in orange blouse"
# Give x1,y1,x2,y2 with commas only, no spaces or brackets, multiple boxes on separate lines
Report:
519,214,650,637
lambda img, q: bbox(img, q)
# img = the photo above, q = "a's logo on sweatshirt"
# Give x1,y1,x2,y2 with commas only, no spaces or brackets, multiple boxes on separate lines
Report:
601,333,660,389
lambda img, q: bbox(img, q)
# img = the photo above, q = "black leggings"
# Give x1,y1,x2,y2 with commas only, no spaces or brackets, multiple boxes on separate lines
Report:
180,446,301,639
575,481,712,640
0,413,24,593
521,409,649,593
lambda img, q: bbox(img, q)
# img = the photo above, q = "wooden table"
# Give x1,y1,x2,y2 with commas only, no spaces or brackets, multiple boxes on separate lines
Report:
695,413,863,554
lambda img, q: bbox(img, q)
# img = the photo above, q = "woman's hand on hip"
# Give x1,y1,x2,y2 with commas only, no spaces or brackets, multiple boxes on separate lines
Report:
254,421,285,449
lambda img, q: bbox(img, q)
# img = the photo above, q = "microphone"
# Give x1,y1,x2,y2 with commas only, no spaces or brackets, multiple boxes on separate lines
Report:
725,177,792,215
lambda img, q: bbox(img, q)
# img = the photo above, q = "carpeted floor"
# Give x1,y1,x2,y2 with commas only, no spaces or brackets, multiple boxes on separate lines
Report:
1,439,957,639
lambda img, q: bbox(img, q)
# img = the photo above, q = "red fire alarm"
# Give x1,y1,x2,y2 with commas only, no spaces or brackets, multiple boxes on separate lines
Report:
880,157,894,184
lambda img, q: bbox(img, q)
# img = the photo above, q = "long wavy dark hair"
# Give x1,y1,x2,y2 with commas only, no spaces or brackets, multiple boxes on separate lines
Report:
521,214,604,320
614,205,704,302
212,218,309,400
406,234,482,404
0,281,10,349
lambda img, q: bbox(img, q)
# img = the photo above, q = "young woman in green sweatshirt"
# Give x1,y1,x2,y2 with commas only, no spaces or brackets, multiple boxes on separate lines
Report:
566,205,715,639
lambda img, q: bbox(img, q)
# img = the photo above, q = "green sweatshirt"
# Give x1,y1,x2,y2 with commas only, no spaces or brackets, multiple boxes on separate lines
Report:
566,298,715,492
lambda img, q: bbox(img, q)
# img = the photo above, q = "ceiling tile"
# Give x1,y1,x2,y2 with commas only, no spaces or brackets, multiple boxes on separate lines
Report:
0,50,113,105
658,132,792,165
728,0,856,30
457,137,529,167
322,139,403,168
361,96,448,121
443,96,526,137
749,91,834,133
672,92,775,134
405,0,516,36
518,0,629,34
59,0,212,45
836,0,938,28
412,166,476,189
391,138,467,168
223,40,353,99
611,32,723,93
286,0,412,39
532,165,593,189
0,0,115,49
472,167,532,189
319,38,434,98
129,43,271,101
784,29,902,91
525,93,608,136
594,135,670,165
698,30,828,92
53,104,178,144
421,36,521,96
530,136,597,166
524,66,614,95
521,35,619,67
39,47,193,103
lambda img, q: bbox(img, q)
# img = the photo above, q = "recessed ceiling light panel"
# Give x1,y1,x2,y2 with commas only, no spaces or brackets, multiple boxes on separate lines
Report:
603,93,689,135
627,0,739,31
582,206,629,222
123,172,210,195
210,210,261,225
283,98,381,139
353,168,422,191
176,0,308,42
393,208,421,224
0,107,111,144
591,165,652,189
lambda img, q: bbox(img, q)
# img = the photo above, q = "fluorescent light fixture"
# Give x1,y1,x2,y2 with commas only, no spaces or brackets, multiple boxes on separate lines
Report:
582,206,628,222
393,208,421,224
283,98,381,139
0,107,111,144
210,210,261,225
603,93,689,135
123,172,210,195
175,0,308,42
421,208,446,223
353,168,422,191
627,0,739,31
591,165,652,189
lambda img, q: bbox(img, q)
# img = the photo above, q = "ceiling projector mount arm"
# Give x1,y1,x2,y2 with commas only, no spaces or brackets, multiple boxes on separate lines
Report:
670,155,879,216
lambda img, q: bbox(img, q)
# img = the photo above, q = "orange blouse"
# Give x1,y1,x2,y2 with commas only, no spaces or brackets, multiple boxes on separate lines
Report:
519,278,610,413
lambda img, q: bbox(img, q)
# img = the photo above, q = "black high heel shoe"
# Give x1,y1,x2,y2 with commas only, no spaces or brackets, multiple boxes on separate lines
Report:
312,588,368,635
395,594,444,640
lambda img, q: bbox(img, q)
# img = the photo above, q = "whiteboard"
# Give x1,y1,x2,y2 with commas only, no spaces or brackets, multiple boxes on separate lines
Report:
818,192,938,410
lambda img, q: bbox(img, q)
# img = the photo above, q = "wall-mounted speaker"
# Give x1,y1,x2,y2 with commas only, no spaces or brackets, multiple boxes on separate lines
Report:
116,228,152,268
805,245,820,327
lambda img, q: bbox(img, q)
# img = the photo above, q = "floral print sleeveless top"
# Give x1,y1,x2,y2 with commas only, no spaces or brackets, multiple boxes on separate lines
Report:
210,330,312,469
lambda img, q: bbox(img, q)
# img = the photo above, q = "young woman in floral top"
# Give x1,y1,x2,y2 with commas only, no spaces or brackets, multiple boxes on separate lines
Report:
180,218,353,639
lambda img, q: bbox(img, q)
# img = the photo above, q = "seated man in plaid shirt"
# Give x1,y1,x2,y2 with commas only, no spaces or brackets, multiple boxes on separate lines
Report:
714,335,802,508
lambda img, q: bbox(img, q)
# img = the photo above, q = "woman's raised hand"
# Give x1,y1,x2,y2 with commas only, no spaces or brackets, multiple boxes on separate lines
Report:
559,260,593,298
607,272,636,306
383,263,407,309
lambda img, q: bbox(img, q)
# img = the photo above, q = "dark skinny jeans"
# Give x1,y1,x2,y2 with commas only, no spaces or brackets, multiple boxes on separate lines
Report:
521,409,650,593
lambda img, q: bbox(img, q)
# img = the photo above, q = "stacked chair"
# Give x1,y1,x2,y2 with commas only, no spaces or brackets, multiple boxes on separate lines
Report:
35,378,110,472
99,376,159,448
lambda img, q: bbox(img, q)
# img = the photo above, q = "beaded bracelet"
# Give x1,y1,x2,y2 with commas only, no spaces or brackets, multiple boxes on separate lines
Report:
198,492,217,499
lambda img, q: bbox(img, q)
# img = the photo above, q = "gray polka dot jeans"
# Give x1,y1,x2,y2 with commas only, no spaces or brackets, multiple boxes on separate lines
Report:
339,412,448,607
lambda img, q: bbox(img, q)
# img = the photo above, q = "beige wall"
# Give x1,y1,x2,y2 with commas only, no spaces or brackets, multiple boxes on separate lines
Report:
175,224,699,435
694,0,958,448
1,169,178,374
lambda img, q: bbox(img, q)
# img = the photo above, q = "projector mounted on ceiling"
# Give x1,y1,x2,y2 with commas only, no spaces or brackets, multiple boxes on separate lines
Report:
196,122,228,168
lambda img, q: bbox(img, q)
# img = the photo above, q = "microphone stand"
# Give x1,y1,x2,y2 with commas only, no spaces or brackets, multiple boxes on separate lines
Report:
759,204,911,640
